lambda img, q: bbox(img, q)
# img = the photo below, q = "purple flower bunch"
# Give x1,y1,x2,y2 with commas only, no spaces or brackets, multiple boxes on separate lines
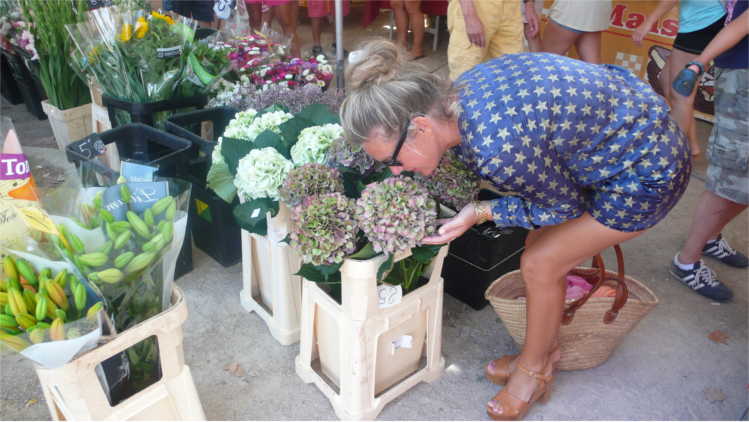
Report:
355,177,437,255
280,164,344,207
290,193,359,266
414,150,480,210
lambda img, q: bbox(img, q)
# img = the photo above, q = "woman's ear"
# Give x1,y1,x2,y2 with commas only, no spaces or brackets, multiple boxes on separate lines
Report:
412,115,431,135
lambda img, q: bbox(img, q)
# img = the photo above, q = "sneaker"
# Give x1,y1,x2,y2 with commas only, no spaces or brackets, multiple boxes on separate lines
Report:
311,45,325,58
330,43,349,58
703,234,749,268
669,258,733,301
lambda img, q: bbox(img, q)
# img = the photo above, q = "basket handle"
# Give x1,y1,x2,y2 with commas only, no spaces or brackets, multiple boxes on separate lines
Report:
562,244,629,325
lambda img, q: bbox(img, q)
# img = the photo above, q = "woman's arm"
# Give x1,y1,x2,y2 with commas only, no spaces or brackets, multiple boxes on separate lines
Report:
633,0,678,46
690,9,749,70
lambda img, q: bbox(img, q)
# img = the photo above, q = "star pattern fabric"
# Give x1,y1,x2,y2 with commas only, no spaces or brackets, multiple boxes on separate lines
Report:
454,53,691,232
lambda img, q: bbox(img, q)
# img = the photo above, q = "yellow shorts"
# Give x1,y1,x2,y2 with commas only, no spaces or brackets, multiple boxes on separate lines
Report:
447,0,524,80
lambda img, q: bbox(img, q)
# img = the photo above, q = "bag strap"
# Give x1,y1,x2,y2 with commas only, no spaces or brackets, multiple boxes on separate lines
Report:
562,244,629,325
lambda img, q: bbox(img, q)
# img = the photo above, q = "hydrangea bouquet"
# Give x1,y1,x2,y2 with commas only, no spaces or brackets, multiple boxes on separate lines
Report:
209,104,345,236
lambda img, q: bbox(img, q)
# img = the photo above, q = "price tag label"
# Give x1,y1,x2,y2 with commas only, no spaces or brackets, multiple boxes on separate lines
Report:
378,284,402,308
392,335,413,351
73,134,107,160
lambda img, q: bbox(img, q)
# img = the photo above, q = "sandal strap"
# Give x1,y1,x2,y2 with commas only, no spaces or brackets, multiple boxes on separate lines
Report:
516,363,552,383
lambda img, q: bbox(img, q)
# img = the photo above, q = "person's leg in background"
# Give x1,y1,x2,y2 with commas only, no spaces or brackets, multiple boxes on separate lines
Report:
664,47,702,155
446,0,493,81
404,0,425,59
574,30,603,64
309,0,326,56
390,0,409,50
672,68,749,301
540,19,581,57
276,0,301,57
246,0,263,31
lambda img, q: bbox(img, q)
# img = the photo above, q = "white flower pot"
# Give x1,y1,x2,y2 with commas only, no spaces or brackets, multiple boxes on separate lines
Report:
41,100,92,152
295,246,448,420
239,203,304,345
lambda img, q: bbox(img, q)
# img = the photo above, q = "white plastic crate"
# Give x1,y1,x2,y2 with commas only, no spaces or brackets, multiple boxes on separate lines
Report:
34,287,205,421
295,246,448,420
239,204,304,345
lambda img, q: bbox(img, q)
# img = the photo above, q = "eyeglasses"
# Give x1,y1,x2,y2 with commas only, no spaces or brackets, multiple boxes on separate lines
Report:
381,114,423,167
381,122,410,167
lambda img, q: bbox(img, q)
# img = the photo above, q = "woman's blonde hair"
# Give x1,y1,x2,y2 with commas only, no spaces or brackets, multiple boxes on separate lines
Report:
340,39,456,146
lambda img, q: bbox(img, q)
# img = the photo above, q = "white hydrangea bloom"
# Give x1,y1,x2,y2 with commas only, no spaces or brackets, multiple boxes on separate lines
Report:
290,123,343,166
234,147,294,201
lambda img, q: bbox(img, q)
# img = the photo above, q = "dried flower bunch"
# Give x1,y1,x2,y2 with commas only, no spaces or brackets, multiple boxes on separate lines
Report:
355,176,437,255
280,164,344,207
324,136,376,175
290,193,358,266
209,82,343,114
414,149,480,210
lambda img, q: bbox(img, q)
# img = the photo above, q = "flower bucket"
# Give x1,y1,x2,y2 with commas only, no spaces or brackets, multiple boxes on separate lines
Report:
295,246,448,420
41,100,92,151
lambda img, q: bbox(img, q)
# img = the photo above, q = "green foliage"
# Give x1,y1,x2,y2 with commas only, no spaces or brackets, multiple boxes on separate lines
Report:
20,0,90,109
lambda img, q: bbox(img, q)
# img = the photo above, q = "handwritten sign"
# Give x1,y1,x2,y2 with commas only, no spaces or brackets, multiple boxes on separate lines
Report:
71,134,107,161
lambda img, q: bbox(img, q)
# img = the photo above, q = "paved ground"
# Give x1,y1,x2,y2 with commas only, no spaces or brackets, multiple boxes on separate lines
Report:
1,6,747,421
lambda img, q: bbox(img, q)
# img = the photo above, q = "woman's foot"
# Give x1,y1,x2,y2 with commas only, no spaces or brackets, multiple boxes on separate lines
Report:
486,360,555,420
409,49,425,60
486,347,560,386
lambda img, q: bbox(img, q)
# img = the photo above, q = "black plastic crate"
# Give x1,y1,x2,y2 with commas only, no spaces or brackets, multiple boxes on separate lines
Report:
166,107,241,267
441,224,527,310
1,51,23,105
102,94,207,128
440,190,529,310
66,124,195,279
165,106,237,161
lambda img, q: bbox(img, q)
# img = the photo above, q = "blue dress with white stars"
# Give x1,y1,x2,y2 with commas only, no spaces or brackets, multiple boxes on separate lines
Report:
454,53,691,232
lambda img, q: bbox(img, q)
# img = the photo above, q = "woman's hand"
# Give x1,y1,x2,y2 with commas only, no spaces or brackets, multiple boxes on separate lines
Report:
421,203,479,245
525,2,539,38
463,12,486,48
632,25,649,46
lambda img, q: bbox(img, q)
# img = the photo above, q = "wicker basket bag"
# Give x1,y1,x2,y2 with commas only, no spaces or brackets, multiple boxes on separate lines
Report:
485,245,658,371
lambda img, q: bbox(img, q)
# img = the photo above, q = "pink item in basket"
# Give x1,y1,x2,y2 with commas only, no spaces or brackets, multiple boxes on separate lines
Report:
565,274,592,301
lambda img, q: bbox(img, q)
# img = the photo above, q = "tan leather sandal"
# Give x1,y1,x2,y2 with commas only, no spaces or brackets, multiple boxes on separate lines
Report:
485,354,518,386
486,363,554,421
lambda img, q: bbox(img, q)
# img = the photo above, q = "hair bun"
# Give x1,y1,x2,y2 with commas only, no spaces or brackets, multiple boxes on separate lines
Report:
346,40,405,91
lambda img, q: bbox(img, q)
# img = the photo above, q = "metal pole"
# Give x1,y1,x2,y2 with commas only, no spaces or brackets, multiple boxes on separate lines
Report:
334,0,344,93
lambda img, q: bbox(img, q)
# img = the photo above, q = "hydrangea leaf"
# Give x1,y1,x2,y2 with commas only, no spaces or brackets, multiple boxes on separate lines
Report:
349,242,378,261
221,136,255,176
295,262,342,284
377,254,394,282
297,103,339,126
232,198,279,236
254,130,290,159
206,155,238,203
411,244,443,264
279,116,313,149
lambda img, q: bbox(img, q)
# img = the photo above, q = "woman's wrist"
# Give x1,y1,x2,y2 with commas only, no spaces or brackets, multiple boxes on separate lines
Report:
472,201,493,225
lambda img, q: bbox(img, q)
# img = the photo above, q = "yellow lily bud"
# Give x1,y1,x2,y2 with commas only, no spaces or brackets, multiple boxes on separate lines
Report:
119,23,133,42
